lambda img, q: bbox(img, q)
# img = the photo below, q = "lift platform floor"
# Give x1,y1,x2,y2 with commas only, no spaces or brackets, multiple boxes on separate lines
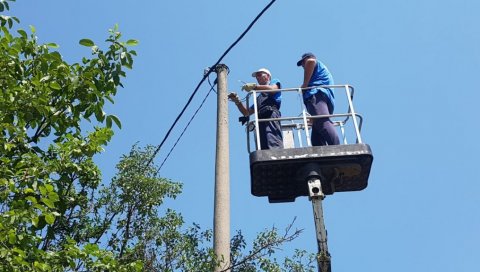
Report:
249,143,373,203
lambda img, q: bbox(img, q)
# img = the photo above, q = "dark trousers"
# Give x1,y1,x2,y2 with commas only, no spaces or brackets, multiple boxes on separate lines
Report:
259,110,283,150
304,92,340,146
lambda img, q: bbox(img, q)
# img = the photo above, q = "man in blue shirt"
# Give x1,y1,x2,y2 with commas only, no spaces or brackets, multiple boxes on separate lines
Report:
228,68,283,150
297,53,340,146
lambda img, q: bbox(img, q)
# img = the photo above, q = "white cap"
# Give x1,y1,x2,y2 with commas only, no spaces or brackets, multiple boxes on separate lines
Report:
251,68,271,78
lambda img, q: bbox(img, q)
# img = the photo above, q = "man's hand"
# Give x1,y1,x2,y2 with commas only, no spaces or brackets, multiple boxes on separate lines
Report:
228,92,241,103
241,83,257,92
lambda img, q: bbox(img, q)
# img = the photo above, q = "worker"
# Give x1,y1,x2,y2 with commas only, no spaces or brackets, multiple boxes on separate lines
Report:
228,68,283,149
297,53,340,146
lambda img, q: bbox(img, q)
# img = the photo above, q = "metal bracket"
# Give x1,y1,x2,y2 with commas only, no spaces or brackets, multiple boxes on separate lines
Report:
308,178,325,200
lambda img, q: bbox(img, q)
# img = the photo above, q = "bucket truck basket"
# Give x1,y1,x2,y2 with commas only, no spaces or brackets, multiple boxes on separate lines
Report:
244,85,373,203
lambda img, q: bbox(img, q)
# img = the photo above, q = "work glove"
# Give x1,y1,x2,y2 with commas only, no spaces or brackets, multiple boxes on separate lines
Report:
241,83,257,92
228,92,241,103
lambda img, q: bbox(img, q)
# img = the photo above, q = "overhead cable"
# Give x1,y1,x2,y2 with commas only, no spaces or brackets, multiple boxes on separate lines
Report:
146,0,277,169
156,76,217,174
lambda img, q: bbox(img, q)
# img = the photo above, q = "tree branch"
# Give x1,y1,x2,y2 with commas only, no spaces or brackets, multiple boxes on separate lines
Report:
225,218,303,272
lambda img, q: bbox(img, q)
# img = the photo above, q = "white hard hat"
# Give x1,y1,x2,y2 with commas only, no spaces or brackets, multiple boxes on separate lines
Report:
251,68,271,78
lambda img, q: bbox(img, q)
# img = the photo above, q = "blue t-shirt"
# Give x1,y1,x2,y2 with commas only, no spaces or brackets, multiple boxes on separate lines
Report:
303,61,335,112
250,78,282,110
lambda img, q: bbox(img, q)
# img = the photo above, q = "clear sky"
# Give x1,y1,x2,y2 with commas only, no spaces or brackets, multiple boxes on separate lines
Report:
9,0,480,271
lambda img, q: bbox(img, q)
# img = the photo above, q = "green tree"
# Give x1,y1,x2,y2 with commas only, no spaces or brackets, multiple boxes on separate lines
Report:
0,0,139,270
0,1,316,271
96,145,315,272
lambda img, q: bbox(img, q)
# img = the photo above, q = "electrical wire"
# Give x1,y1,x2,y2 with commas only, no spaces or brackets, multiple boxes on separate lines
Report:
145,0,277,169
208,74,217,94
156,76,217,173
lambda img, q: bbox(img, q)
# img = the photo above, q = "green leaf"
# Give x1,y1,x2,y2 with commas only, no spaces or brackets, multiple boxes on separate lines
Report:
79,38,95,47
46,43,59,48
106,116,112,128
94,107,106,122
4,142,14,151
50,51,62,60
41,198,55,208
45,213,55,225
48,192,59,202
17,29,27,39
32,216,39,227
26,196,37,204
33,203,46,212
29,24,36,33
107,114,122,129
39,186,47,196
45,183,54,192
50,82,61,90
126,39,139,46
8,232,16,244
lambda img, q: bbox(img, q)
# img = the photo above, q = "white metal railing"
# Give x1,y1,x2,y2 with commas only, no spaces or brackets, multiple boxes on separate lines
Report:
244,85,364,153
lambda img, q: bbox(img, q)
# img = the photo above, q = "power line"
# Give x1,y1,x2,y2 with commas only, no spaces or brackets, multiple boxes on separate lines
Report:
146,0,277,169
156,75,217,173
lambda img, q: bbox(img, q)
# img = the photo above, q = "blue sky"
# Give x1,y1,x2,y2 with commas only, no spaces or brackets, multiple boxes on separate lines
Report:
9,0,480,271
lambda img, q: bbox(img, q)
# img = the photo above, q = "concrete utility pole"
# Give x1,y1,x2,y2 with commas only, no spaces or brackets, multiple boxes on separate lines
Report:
213,64,230,272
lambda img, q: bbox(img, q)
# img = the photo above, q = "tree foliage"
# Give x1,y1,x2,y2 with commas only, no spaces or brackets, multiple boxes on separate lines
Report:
0,1,317,271
0,0,139,270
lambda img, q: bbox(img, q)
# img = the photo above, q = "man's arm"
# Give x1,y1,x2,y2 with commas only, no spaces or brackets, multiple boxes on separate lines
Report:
228,92,250,116
302,58,316,89
255,82,279,91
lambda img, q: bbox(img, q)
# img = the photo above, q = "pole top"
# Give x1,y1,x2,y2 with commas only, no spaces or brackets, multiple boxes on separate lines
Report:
215,64,229,74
